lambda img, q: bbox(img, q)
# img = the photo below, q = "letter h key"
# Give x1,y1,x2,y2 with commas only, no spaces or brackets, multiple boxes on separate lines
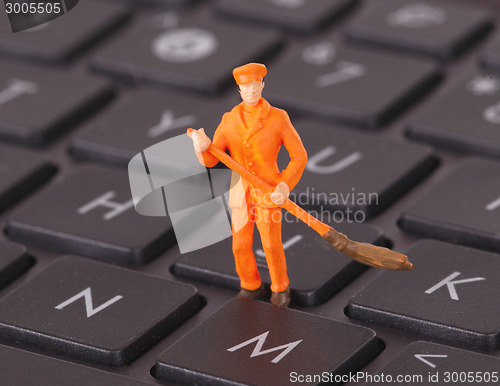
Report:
6,166,175,265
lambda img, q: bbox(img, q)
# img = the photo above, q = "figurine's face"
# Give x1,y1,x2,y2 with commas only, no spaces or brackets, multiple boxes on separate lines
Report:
239,80,265,106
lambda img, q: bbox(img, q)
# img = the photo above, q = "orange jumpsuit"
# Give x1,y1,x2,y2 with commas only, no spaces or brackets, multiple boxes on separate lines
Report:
198,97,307,293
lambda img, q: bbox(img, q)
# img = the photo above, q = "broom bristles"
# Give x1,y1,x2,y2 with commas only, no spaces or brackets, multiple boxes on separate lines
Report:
322,229,413,271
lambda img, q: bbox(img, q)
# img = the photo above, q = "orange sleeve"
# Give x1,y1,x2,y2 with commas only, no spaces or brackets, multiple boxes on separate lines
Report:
195,114,228,168
278,111,307,191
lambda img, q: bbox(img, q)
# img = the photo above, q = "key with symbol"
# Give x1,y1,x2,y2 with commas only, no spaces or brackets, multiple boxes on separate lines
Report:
173,219,384,306
345,0,493,62
265,40,440,129
90,12,283,94
280,120,438,217
364,342,500,386
348,239,500,350
407,71,500,158
216,0,357,33
0,61,114,146
6,166,175,266
155,298,378,385
0,255,200,366
71,89,235,167
399,158,500,252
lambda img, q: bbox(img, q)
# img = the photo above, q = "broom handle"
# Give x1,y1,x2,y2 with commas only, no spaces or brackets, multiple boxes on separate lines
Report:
187,129,412,271
201,139,331,236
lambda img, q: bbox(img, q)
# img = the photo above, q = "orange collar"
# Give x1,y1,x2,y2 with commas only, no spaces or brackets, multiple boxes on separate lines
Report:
234,98,271,139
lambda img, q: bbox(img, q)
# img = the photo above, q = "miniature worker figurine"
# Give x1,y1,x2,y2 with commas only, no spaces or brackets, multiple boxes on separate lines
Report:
188,63,307,307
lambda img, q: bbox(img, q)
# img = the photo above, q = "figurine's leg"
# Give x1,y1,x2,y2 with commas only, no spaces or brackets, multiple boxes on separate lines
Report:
231,205,262,292
254,207,289,294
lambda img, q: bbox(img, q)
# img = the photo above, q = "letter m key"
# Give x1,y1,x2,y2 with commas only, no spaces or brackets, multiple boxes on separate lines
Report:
227,331,302,364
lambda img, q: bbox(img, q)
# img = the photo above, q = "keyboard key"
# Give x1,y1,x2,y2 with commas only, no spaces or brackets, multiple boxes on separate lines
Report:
6,166,175,266
70,89,234,167
407,72,500,158
266,40,440,129
0,1,130,63
155,298,378,385
0,255,199,365
282,121,437,217
399,158,500,252
91,12,283,94
0,61,114,146
216,0,356,33
0,344,156,386
0,241,31,290
345,0,493,61
365,342,500,386
0,144,56,213
173,220,383,306
348,240,500,350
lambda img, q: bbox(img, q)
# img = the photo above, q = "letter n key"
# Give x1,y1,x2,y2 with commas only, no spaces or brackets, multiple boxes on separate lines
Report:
0,256,199,366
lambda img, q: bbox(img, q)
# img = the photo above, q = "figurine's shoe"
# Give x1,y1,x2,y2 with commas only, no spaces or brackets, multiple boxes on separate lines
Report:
237,284,265,299
270,287,291,308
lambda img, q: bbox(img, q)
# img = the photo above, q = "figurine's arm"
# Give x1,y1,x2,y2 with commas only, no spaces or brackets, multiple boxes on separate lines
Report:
278,111,308,192
189,117,227,168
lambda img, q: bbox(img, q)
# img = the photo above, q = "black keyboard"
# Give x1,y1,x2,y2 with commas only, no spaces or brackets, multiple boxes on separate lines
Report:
1,0,500,385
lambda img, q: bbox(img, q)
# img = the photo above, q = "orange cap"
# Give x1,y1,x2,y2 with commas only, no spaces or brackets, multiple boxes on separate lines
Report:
233,63,267,85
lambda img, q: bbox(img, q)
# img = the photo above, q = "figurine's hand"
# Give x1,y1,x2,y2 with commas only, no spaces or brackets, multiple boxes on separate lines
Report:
270,182,289,205
187,128,211,152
